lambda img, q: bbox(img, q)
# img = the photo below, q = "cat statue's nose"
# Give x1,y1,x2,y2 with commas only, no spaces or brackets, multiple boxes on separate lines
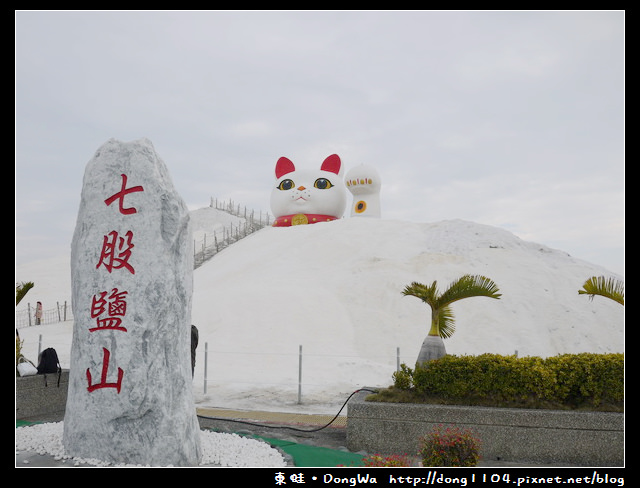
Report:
298,186,306,190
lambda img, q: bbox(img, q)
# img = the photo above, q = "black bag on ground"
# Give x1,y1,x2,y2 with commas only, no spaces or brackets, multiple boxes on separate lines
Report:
37,347,62,386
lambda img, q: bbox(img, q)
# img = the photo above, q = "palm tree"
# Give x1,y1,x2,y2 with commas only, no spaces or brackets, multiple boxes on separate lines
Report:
579,276,624,305
16,281,34,357
16,281,34,306
402,274,501,366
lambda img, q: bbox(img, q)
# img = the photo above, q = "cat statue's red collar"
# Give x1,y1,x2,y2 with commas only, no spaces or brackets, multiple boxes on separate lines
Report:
272,214,339,227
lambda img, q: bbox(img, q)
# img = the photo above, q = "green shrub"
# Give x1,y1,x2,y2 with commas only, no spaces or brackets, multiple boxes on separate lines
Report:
383,353,623,411
16,337,26,367
418,425,481,467
392,363,413,390
544,353,624,408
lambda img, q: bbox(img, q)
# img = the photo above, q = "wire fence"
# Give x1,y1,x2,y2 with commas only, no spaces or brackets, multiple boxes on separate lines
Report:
193,197,272,269
15,301,72,330
17,331,404,404
200,343,404,404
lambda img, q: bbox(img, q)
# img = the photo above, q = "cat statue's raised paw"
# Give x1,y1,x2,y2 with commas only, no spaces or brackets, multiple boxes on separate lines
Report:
271,154,347,227
345,163,382,218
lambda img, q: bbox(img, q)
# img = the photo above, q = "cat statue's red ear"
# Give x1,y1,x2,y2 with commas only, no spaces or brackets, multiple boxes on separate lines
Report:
275,157,296,179
321,154,342,175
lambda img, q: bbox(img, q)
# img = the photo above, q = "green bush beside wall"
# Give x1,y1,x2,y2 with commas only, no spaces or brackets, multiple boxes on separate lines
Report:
390,353,623,411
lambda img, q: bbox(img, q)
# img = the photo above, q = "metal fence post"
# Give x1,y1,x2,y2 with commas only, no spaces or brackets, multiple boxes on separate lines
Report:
204,342,208,394
298,345,302,404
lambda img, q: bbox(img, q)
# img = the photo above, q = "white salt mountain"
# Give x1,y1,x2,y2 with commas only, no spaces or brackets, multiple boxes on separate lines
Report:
190,215,623,408
64,138,201,466
15,208,624,414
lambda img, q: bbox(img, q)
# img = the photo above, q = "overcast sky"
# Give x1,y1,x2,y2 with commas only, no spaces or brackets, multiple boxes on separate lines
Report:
15,10,624,276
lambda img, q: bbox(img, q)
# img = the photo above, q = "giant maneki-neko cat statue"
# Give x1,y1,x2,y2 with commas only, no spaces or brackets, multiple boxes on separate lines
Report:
270,154,348,227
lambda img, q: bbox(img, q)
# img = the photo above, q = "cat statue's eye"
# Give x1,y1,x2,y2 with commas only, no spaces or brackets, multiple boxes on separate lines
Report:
277,179,295,191
314,178,333,190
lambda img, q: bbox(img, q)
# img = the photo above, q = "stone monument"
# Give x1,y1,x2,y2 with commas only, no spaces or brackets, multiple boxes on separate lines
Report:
63,138,202,466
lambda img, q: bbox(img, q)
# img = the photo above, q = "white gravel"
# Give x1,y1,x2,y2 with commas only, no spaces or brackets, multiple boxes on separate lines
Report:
15,421,286,467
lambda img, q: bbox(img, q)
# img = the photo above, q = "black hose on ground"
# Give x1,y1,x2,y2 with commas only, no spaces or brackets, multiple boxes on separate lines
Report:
197,387,378,433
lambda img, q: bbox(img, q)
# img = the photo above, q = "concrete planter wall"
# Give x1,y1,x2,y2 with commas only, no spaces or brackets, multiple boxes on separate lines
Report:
347,391,623,467
16,370,69,420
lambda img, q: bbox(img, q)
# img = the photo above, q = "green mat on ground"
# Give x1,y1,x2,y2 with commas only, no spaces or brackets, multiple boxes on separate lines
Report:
253,435,364,467
17,421,364,467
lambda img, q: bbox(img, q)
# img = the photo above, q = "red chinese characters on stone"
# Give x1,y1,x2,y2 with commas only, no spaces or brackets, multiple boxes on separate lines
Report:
86,348,124,393
90,288,128,332
86,172,144,393
104,173,144,215
96,230,135,274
